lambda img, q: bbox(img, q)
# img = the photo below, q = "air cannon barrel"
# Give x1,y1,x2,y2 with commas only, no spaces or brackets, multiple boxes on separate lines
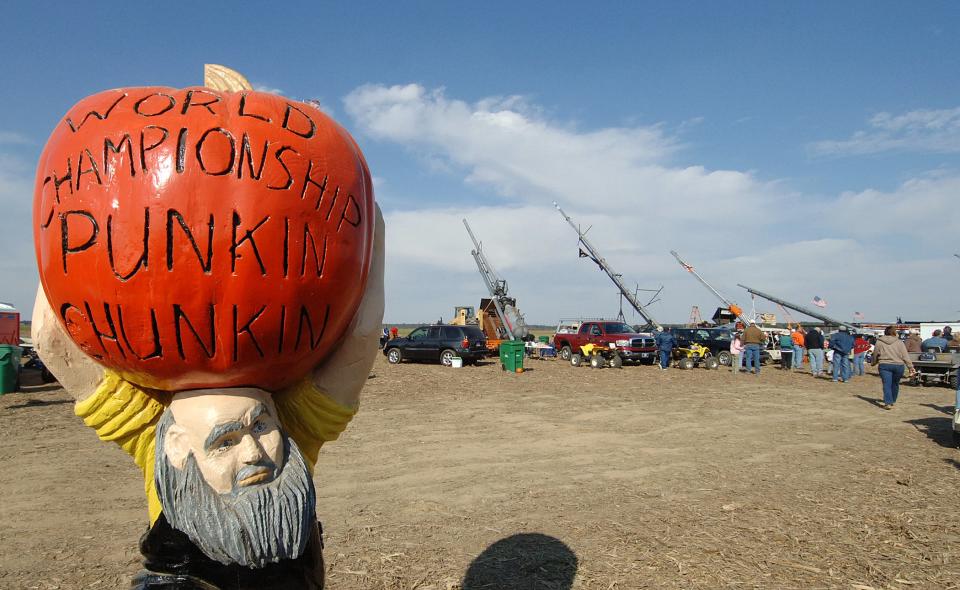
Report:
554,202,661,329
737,284,857,330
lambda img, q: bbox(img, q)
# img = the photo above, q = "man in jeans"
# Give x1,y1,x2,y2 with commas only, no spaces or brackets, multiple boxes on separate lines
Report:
742,321,766,375
805,326,825,377
654,326,675,370
828,325,855,383
790,326,805,369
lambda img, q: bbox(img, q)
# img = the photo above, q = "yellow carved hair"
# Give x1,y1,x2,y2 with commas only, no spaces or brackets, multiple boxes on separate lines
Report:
75,371,356,524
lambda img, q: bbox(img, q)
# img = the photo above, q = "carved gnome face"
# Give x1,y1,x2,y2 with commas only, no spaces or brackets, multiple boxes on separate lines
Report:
154,389,316,567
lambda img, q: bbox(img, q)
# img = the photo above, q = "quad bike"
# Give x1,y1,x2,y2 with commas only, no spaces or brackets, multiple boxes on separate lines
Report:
673,343,720,370
570,343,623,369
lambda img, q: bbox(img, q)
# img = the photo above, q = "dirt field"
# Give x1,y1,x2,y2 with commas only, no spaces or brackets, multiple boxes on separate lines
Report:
1,356,958,589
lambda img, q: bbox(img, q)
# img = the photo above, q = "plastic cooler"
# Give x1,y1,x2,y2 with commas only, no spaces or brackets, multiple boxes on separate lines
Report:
499,340,525,372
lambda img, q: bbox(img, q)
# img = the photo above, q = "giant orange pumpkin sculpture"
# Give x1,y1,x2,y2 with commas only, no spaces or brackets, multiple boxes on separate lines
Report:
33,73,375,391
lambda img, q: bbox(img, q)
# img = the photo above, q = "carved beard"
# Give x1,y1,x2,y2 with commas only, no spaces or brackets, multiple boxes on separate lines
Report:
154,413,316,567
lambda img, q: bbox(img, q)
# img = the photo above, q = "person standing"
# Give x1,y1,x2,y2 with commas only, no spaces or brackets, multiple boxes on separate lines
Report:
852,333,870,377
654,326,675,370
805,326,825,377
779,331,794,370
730,333,744,374
742,321,766,375
871,326,916,409
829,326,855,383
791,325,805,369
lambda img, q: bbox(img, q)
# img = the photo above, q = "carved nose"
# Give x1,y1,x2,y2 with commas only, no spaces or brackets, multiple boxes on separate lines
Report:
237,434,264,464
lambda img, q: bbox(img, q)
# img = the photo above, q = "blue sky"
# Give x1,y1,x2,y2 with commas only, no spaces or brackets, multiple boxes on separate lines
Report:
2,2,959,325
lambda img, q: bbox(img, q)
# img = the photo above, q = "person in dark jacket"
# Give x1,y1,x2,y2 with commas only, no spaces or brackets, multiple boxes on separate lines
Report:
654,327,675,370
828,326,855,383
805,327,825,377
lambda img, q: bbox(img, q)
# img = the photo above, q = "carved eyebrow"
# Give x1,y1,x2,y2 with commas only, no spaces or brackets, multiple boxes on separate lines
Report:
202,403,271,452
204,420,244,452
248,403,269,424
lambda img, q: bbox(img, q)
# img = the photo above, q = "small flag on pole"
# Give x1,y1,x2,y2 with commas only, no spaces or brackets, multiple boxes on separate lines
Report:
812,296,827,308
853,311,864,320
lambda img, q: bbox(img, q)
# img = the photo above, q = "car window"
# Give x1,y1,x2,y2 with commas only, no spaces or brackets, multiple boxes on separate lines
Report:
695,330,710,340
408,327,426,340
603,322,634,334
427,326,441,339
590,325,603,336
579,323,593,334
440,326,458,339
462,326,485,340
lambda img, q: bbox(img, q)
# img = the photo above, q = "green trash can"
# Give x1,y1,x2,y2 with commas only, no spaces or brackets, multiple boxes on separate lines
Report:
538,335,550,344
499,340,525,372
0,344,22,394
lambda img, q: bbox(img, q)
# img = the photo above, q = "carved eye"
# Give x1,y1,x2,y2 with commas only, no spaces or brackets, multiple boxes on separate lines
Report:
251,420,267,434
216,438,236,452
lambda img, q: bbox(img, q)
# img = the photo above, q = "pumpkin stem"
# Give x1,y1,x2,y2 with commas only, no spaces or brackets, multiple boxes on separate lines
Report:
204,64,253,92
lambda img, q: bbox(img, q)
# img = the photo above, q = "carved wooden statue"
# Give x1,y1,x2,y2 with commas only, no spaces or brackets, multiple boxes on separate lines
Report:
31,65,384,589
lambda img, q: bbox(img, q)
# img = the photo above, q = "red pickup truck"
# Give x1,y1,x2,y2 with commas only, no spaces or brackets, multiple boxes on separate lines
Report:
553,320,657,364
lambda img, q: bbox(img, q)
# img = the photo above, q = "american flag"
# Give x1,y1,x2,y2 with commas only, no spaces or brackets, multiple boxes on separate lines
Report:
812,296,827,308
853,311,864,320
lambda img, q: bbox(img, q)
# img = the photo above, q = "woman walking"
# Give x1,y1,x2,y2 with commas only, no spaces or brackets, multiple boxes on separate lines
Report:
871,326,916,409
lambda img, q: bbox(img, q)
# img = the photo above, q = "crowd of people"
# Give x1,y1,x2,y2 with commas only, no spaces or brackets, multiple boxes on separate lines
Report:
719,323,960,410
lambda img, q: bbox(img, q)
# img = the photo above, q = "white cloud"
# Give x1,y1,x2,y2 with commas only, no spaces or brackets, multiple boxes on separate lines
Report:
0,152,40,317
347,84,960,324
0,132,31,145
810,107,960,156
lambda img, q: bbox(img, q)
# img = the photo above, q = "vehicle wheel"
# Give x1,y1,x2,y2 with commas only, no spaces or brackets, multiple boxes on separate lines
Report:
705,357,720,370
610,354,623,369
386,348,402,364
559,345,572,361
950,374,958,391
679,358,694,370
590,355,603,369
570,353,583,367
440,349,457,367
954,430,960,449
717,351,731,366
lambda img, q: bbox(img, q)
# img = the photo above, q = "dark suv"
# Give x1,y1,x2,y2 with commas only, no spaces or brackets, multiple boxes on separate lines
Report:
668,327,735,365
383,325,488,366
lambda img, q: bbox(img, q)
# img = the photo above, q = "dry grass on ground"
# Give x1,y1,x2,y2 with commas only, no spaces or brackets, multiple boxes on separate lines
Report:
1,356,958,589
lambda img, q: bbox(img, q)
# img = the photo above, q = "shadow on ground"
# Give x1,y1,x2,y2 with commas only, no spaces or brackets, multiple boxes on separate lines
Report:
5,398,72,410
463,533,577,590
906,416,957,449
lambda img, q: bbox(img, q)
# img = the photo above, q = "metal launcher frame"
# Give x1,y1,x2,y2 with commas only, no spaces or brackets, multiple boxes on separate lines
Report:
553,203,661,330
670,250,750,326
463,219,523,341
737,284,858,331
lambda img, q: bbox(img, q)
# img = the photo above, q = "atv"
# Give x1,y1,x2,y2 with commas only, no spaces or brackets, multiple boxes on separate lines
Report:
673,343,720,370
570,343,623,369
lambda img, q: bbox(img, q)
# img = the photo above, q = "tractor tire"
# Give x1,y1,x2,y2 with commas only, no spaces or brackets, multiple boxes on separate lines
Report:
610,354,623,369
386,348,402,364
570,353,583,367
590,355,604,369
717,351,731,366
559,345,572,361
679,358,695,370
705,357,720,370
440,349,457,367
950,374,958,391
